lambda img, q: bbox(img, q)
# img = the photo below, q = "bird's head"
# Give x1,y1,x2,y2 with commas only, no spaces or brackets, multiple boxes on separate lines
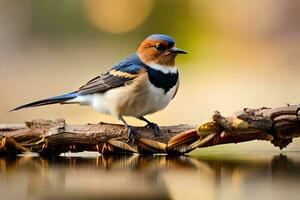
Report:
137,34,187,67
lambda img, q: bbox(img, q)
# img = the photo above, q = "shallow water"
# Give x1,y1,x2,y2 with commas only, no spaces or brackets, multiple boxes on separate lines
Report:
0,152,300,200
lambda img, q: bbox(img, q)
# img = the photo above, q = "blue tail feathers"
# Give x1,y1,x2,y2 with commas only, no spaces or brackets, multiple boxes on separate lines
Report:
11,92,78,111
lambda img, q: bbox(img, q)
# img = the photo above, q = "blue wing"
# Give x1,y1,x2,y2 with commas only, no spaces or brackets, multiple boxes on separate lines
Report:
78,54,145,95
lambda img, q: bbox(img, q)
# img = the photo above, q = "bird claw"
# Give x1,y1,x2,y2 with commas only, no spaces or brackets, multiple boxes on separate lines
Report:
145,122,161,136
126,126,137,144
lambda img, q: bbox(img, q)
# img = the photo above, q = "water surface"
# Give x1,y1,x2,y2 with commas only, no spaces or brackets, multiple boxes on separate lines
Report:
0,152,300,200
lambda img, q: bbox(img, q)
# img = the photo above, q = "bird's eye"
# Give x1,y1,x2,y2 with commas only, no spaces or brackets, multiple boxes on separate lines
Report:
155,43,166,51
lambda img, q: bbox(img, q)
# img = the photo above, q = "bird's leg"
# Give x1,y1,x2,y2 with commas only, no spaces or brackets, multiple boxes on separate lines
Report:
119,115,137,143
138,116,161,136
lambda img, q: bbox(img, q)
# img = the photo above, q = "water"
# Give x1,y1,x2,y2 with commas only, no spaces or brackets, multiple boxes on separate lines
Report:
0,152,300,200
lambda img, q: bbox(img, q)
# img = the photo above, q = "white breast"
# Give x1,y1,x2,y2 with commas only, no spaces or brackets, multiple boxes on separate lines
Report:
141,81,178,115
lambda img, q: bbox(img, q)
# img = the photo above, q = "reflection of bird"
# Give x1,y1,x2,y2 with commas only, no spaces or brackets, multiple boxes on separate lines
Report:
12,34,187,140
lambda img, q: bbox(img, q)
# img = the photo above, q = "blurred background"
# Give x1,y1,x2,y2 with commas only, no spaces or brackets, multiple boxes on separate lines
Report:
1,0,300,152
1,1,300,200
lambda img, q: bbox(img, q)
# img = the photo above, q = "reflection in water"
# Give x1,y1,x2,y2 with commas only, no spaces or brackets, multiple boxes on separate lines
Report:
0,153,300,200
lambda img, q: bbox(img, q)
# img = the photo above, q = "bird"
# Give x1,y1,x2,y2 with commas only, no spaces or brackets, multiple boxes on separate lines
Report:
11,34,187,141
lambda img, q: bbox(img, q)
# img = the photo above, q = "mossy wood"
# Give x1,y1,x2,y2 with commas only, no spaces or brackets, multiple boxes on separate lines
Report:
1,104,300,155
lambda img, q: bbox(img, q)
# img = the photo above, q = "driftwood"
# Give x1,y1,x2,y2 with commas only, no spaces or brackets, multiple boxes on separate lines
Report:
1,104,300,155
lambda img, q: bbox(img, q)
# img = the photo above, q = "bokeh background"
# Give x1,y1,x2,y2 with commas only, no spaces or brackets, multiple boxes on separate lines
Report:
1,0,300,151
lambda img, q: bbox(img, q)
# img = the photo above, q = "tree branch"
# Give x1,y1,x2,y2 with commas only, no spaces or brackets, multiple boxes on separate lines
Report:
1,104,300,155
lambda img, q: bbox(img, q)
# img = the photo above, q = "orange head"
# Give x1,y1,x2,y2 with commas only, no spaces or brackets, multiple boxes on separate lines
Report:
137,34,187,67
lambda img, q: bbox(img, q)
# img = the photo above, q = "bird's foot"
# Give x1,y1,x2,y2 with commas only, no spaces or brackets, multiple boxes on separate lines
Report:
126,126,138,144
145,122,161,136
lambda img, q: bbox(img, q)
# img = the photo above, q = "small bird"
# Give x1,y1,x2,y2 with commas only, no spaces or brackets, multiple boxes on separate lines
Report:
12,34,187,140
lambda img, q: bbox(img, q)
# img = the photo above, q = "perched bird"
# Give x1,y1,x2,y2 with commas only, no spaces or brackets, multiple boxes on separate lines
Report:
12,34,187,140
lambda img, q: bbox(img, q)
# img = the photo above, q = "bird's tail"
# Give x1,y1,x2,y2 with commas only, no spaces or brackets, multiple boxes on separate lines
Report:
10,92,78,111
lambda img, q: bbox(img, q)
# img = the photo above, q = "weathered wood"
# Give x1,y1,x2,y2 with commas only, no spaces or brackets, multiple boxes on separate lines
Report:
1,104,300,155
0,119,195,155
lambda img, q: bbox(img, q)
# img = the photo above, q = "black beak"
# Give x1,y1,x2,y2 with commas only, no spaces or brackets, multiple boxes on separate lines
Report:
169,47,188,54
